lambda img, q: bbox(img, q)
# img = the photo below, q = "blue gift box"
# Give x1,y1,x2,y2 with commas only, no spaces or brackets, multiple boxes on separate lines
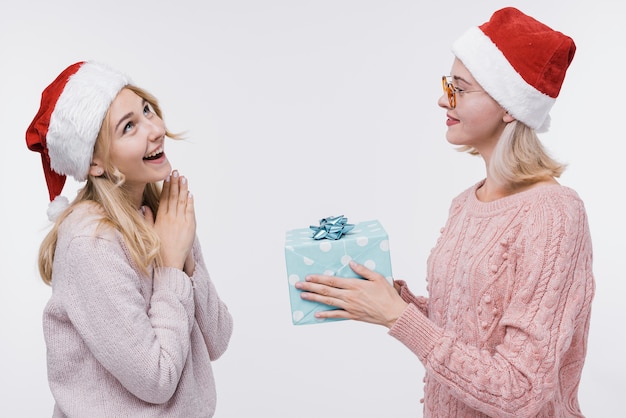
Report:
284,218,393,325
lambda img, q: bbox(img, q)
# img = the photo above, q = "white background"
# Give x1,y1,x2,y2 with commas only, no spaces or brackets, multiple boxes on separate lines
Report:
1,1,624,416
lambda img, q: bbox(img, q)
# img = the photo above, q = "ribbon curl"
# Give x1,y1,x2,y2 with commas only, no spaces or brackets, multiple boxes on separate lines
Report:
310,215,355,240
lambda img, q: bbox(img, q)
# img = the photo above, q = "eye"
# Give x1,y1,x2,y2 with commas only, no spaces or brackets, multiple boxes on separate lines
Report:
143,103,155,116
448,81,462,94
123,121,135,134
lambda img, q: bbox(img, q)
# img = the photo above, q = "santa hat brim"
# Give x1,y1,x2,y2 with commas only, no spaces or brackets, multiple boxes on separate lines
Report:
47,62,130,181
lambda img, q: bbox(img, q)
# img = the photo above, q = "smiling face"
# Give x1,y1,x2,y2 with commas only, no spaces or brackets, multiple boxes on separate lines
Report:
438,58,514,158
92,87,171,203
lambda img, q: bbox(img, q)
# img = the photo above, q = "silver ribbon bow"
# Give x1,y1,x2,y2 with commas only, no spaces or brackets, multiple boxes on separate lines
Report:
310,215,355,240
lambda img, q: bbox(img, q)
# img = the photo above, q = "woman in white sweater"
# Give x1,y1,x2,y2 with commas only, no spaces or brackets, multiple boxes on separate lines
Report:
26,61,233,417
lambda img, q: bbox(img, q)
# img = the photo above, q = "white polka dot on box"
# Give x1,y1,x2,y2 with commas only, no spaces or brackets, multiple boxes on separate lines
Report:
284,219,393,325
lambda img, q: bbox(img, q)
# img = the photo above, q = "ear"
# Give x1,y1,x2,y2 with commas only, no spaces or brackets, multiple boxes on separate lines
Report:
503,111,516,123
89,157,105,177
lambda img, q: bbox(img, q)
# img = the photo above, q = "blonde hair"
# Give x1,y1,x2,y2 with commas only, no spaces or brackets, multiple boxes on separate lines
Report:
458,121,566,187
38,85,182,285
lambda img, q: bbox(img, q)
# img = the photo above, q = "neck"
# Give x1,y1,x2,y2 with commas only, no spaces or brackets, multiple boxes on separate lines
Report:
475,179,510,202
126,184,146,210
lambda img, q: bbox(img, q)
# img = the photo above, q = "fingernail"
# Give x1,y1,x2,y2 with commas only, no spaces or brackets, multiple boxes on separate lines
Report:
172,170,179,178
181,177,187,185
187,191,193,199
165,175,170,182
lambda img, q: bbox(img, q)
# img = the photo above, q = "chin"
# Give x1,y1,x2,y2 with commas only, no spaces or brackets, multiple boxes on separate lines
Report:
445,133,472,148
145,170,171,184
445,134,463,146
157,162,172,180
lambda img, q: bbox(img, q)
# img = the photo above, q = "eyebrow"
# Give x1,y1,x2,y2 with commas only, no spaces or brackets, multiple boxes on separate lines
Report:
114,111,133,133
452,75,473,85
113,98,148,132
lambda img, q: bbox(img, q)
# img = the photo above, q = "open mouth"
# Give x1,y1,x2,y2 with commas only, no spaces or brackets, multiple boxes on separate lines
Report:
143,147,164,161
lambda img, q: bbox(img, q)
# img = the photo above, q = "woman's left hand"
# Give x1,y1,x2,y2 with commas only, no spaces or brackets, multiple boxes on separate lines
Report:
295,260,409,328
143,170,196,276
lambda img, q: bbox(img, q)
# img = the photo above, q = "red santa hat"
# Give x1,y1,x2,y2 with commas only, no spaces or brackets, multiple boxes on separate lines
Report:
26,61,130,221
451,7,576,132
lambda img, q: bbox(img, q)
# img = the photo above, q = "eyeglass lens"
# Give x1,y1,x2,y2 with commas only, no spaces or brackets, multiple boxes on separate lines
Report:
441,76,456,109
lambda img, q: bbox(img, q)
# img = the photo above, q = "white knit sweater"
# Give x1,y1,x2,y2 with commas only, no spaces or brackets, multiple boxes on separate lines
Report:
43,203,233,417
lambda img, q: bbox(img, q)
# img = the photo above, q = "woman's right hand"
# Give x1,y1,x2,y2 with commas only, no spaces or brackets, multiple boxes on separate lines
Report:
143,170,196,271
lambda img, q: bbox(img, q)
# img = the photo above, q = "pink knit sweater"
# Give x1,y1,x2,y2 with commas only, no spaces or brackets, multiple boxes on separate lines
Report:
389,181,594,417
43,203,233,417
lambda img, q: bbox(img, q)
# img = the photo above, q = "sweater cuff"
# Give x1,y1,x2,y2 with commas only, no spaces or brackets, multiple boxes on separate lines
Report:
388,303,442,362
153,266,193,298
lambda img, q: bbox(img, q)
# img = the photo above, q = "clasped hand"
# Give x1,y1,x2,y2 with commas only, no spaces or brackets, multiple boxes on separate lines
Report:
143,170,196,274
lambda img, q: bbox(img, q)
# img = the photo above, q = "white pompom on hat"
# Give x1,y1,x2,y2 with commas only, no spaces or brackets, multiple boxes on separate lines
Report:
26,61,130,221
451,7,576,132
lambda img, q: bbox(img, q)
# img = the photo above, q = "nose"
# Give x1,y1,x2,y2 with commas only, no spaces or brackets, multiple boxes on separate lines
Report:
145,116,166,141
438,92,451,109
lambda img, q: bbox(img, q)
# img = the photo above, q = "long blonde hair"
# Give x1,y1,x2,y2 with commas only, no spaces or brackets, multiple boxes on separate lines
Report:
458,121,566,187
38,85,181,285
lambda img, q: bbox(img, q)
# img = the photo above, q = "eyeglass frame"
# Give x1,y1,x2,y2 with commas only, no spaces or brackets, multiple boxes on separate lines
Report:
441,75,485,109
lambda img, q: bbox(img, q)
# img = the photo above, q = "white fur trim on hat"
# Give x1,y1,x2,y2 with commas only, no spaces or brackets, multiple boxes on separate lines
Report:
452,26,554,132
47,195,70,222
47,62,130,181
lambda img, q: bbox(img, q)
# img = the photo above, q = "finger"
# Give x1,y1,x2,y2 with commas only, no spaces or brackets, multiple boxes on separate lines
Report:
185,189,195,221
304,274,352,290
300,288,344,310
168,170,180,212
349,260,385,282
160,174,171,210
393,280,402,294
314,308,353,320
296,279,337,296
178,176,189,211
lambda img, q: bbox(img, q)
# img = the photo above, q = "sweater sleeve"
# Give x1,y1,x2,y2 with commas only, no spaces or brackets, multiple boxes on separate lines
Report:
188,236,233,360
56,233,195,405
395,280,429,316
389,197,594,417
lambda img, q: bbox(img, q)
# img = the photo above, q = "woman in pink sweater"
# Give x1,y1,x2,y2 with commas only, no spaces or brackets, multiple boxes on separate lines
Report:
26,61,233,417
296,7,594,417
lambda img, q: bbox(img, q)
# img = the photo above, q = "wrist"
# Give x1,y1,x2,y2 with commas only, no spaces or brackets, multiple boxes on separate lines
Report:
183,253,195,276
160,256,185,271
385,300,409,329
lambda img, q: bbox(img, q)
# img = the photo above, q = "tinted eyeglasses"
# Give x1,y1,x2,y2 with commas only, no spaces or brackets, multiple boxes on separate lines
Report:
441,75,485,109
